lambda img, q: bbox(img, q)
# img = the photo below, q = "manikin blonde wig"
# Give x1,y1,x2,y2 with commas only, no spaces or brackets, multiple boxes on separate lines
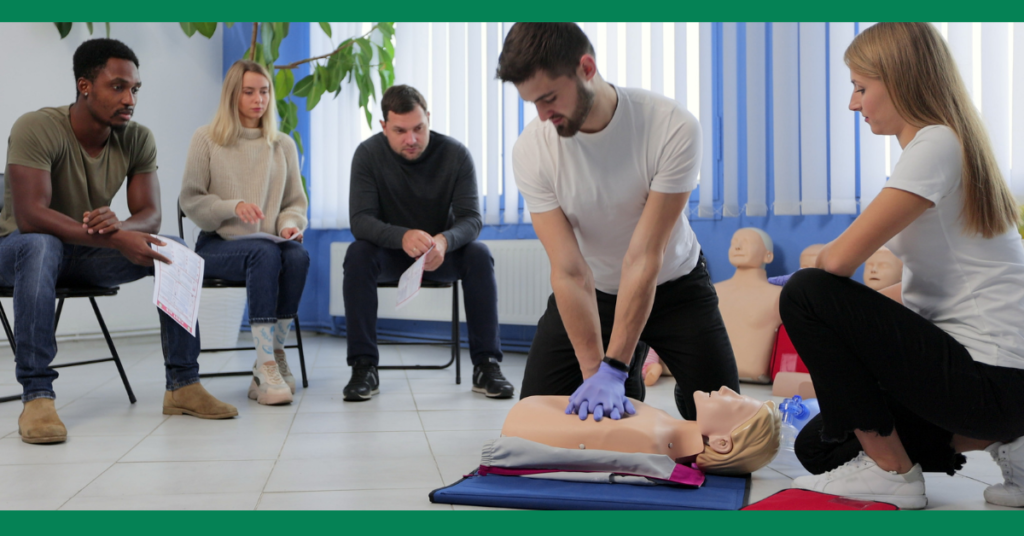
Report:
845,22,1018,238
209,60,279,146
696,401,781,476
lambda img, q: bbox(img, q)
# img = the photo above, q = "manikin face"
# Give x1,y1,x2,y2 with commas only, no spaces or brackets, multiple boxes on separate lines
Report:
728,229,772,269
78,57,141,131
237,71,270,128
693,387,764,454
380,105,431,160
849,71,907,137
799,244,825,269
515,68,596,138
863,247,903,290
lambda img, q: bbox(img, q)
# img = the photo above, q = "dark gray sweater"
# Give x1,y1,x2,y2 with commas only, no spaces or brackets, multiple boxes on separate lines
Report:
349,131,482,251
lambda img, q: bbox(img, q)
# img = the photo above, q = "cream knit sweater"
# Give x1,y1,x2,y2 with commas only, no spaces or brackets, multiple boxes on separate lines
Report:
180,126,308,238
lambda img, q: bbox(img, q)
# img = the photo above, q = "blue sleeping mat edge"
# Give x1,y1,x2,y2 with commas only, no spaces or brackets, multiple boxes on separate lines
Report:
429,471,751,511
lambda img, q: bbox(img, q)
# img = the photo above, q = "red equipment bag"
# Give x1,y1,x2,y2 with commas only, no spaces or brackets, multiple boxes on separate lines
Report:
742,489,900,510
769,324,809,382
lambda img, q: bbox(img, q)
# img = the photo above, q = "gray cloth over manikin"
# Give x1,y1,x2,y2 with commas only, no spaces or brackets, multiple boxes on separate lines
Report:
480,437,704,486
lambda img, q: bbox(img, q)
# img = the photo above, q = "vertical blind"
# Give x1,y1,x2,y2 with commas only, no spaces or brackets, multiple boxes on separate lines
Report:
310,22,1024,231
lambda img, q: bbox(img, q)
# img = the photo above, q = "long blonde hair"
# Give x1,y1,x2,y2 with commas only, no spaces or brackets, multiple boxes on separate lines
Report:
845,22,1018,238
209,60,279,146
696,401,780,476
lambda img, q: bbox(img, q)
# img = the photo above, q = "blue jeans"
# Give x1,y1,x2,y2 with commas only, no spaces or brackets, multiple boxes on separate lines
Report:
342,239,503,367
195,232,310,323
0,231,201,401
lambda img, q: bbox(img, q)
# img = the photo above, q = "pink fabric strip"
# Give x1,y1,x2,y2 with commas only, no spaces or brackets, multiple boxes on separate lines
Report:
476,464,705,487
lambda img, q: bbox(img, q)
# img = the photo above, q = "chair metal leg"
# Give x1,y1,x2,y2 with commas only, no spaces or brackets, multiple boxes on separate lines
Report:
0,301,15,355
453,283,461,385
54,298,65,330
294,317,308,388
88,297,136,404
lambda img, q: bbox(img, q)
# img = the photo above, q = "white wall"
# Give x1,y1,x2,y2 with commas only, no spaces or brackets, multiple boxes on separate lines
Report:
0,23,222,340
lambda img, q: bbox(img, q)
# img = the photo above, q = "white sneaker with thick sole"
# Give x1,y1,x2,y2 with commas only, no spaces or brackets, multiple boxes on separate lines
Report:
274,349,296,394
984,435,1024,507
248,360,294,405
791,451,927,509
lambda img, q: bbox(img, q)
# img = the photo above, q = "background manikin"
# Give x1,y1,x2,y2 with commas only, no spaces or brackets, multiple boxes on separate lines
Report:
862,246,903,291
800,244,825,269
714,228,782,383
502,388,779,475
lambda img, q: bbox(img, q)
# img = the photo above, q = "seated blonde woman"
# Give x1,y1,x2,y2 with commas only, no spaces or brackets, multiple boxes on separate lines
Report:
180,60,309,406
502,387,780,475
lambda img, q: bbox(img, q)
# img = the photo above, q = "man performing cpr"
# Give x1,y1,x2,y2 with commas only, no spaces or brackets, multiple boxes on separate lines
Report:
497,23,740,421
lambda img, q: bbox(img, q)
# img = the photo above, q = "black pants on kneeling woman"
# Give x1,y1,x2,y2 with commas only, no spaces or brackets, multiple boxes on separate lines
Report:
779,269,1024,475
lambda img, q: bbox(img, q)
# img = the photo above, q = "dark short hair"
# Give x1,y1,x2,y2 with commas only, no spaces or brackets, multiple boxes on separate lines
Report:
73,38,140,96
381,84,429,122
496,23,595,84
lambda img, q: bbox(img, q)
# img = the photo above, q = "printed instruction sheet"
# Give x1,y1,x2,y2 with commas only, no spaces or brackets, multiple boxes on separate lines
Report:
151,237,204,336
396,245,434,309
228,231,303,244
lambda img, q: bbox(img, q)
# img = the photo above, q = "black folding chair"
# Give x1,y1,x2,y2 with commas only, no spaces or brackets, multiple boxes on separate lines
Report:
375,280,462,384
0,286,135,404
177,203,308,388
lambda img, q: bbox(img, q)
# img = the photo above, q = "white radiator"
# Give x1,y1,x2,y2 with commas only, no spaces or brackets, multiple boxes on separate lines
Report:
329,239,552,325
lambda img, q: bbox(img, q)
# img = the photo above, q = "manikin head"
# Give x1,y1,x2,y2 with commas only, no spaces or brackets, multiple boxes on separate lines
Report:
497,23,599,138
72,38,141,132
799,244,825,269
694,387,781,475
728,228,774,269
379,84,431,161
863,246,903,290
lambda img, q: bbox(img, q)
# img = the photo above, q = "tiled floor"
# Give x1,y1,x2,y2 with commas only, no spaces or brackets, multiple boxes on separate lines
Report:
0,333,1015,510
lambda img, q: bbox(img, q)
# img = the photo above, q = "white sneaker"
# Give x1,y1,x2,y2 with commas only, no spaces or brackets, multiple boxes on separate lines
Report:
791,451,927,509
274,349,296,394
248,360,293,405
984,435,1024,507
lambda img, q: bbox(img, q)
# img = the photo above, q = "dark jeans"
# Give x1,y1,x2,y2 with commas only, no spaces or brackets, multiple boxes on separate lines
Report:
0,231,201,401
520,253,740,421
342,239,502,367
780,268,1024,475
195,232,310,323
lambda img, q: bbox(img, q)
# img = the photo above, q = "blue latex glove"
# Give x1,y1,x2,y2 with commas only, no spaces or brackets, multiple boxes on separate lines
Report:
768,273,794,286
566,361,637,421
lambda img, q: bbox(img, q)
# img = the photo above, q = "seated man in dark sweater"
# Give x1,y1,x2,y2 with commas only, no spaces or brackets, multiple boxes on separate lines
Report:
342,84,513,401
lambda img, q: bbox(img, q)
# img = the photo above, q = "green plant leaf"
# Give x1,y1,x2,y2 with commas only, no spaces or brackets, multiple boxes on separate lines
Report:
306,69,326,111
292,74,314,97
86,22,93,35
179,22,197,37
270,22,287,60
261,23,274,64
365,108,373,129
105,22,110,38
274,69,294,99
195,23,217,38
54,23,73,39
292,130,304,155
377,22,394,41
225,22,235,29
319,22,332,38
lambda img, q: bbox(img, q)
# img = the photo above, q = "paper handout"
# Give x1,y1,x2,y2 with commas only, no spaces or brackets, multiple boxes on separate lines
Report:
227,231,303,244
396,245,434,309
151,237,204,337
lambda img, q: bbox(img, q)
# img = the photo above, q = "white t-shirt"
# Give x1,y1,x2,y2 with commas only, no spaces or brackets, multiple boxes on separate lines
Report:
885,125,1024,370
513,86,703,294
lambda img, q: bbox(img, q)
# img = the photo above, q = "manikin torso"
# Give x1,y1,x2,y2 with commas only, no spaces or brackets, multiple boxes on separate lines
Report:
501,388,763,463
714,229,782,382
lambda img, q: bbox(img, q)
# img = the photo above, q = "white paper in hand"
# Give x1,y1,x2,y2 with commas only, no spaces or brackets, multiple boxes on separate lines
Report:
228,232,301,244
151,238,204,337
396,245,434,309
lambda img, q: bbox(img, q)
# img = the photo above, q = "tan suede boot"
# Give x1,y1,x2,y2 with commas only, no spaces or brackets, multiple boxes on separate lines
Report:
19,398,67,444
163,383,238,419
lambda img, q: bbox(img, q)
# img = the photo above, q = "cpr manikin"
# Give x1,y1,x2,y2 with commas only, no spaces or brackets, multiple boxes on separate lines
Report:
862,246,903,291
800,244,825,269
502,388,781,475
714,228,782,383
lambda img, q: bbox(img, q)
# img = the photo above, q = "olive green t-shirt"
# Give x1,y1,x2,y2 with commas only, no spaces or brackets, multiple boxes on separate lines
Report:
1,105,158,237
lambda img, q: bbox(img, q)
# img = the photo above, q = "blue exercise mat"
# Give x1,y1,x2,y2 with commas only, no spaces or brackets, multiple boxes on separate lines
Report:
429,471,750,510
